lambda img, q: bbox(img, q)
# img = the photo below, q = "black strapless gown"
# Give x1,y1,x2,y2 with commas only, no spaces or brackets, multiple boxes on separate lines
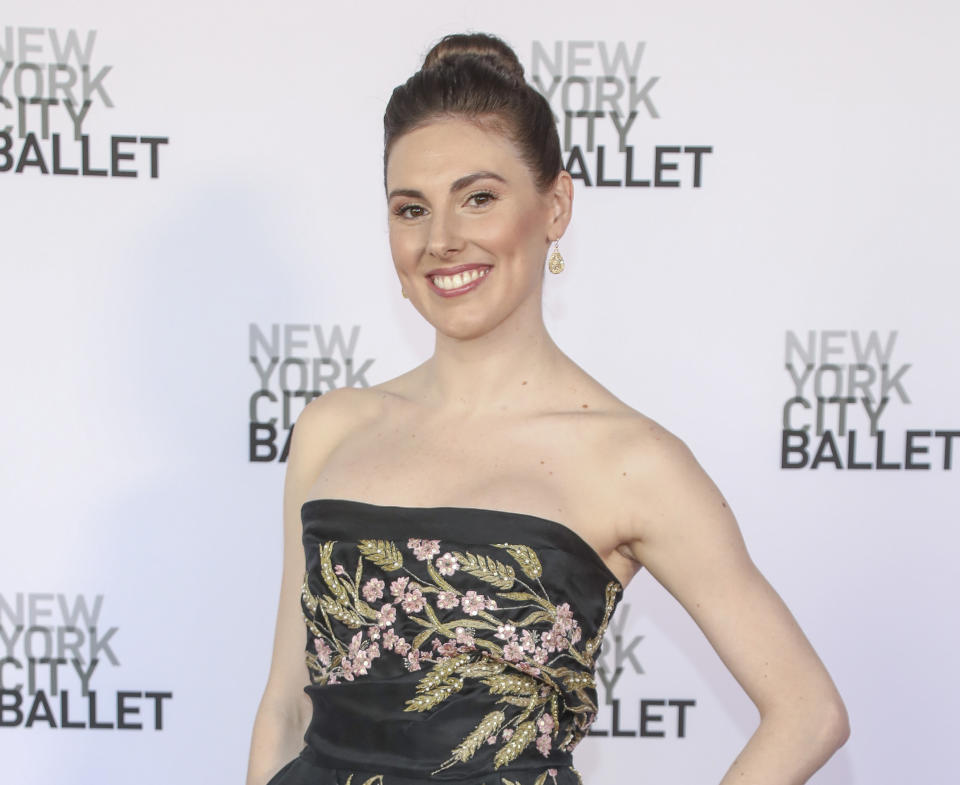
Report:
266,498,623,785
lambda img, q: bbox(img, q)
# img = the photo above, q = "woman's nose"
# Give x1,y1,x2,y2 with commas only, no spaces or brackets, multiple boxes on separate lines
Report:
426,212,464,259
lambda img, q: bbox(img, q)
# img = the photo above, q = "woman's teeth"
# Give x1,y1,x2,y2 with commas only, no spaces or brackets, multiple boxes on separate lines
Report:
431,268,489,290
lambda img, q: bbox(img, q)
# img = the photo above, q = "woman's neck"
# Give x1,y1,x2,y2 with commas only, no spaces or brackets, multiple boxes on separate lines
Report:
422,316,565,415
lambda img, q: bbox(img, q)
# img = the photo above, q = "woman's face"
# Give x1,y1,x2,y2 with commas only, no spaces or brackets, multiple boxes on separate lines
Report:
385,116,569,340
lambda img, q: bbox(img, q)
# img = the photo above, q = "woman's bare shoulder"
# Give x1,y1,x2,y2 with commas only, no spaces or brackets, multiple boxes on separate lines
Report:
557,368,708,509
293,386,393,458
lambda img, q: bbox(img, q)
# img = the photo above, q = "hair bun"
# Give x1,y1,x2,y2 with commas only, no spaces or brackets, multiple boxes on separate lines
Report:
421,33,525,82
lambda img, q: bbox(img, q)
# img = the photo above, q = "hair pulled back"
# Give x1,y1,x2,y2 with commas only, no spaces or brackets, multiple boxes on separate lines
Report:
383,33,562,192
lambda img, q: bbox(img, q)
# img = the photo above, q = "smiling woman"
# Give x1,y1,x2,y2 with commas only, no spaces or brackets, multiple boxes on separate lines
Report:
246,32,848,785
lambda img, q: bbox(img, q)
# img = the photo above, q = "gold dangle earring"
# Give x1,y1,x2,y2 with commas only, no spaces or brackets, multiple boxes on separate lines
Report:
547,240,565,274
401,286,409,298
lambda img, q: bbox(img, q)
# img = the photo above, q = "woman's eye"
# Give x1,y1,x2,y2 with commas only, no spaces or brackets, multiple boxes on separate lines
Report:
467,191,497,207
395,203,426,218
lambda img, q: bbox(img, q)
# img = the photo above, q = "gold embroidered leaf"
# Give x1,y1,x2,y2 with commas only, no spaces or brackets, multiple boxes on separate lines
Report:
496,695,535,708
448,709,505,762
444,617,497,630
300,573,319,614
319,541,351,605
482,673,539,696
453,551,516,590
403,677,464,712
495,591,554,611
318,595,363,628
357,539,404,571
415,652,472,693
304,618,325,639
426,560,458,593
493,543,543,579
584,581,621,658
412,628,433,649
354,553,363,588
354,598,379,620
473,638,501,654
515,610,553,627
494,720,536,768
458,659,506,679
423,602,444,628
534,770,549,785
344,775,384,785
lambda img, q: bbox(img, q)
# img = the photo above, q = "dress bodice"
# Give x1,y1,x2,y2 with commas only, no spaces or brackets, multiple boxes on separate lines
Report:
295,498,623,785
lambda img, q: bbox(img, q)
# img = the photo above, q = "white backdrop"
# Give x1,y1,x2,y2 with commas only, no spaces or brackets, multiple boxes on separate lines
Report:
1,2,958,783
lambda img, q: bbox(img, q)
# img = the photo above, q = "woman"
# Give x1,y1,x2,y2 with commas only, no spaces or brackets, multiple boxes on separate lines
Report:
246,32,849,785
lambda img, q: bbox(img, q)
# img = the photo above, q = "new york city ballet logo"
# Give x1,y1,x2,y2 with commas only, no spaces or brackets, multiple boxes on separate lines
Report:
0,26,169,178
248,323,376,463
781,330,959,470
590,604,696,740
529,40,712,189
0,592,173,730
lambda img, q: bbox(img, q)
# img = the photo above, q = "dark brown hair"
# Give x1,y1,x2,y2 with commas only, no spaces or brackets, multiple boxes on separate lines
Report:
383,33,562,192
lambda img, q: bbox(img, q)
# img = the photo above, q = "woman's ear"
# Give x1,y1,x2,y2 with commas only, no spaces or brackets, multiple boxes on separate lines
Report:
547,170,574,240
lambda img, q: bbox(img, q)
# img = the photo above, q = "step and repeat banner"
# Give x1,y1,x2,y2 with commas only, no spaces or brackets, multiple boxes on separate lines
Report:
2,2,957,784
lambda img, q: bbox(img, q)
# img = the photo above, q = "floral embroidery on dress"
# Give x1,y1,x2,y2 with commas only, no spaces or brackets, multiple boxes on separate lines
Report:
301,535,620,775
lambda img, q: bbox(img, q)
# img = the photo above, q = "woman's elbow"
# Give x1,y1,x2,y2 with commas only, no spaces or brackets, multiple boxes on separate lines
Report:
822,694,850,752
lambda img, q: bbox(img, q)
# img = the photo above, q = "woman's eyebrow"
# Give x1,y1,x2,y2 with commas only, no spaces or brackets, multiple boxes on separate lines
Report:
449,171,506,192
387,171,506,201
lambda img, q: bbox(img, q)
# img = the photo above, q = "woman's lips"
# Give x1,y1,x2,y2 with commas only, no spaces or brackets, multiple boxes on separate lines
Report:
426,265,492,298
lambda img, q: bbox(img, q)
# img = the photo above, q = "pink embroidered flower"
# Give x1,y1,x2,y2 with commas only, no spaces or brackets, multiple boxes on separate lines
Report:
502,641,524,662
376,603,397,627
461,591,485,616
436,590,459,609
358,643,380,674
435,552,459,575
555,603,574,629
389,576,409,598
520,629,537,652
536,733,552,757
486,735,497,745
436,640,458,657
516,661,541,676
548,769,558,777
552,625,570,651
382,629,399,650
334,564,346,576
495,623,517,641
484,597,498,610
328,674,338,685
408,538,441,561
401,587,425,613
393,637,411,656
366,625,381,640
540,629,559,652
454,627,475,647
347,630,364,656
533,647,549,665
501,728,514,741
362,578,385,602
313,637,332,666
537,713,555,733
405,649,421,671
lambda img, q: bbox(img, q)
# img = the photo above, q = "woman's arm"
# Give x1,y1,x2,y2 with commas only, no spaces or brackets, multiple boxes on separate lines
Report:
617,427,849,784
245,390,362,785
